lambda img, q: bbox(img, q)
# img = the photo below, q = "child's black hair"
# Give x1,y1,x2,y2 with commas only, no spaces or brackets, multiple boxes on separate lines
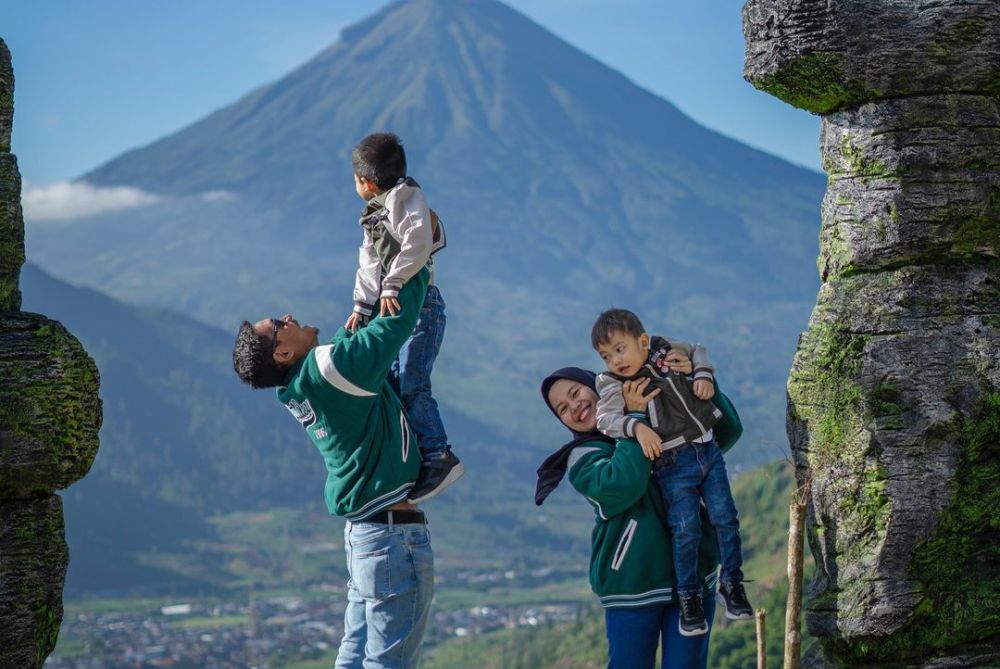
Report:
352,132,407,190
591,308,646,349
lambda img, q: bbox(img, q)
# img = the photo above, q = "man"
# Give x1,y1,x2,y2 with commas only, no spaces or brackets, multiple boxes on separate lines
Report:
232,268,433,669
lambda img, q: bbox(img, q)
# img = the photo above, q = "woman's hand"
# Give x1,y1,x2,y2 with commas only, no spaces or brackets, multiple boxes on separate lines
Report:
665,350,692,375
622,378,661,412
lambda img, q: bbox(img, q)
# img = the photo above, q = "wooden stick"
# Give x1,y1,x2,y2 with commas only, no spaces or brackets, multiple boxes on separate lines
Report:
756,608,767,669
783,477,810,669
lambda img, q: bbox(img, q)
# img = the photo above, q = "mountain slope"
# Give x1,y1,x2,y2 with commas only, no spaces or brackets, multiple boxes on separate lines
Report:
27,0,825,467
22,263,572,595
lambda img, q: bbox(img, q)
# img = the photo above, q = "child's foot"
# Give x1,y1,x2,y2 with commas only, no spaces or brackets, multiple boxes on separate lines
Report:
407,450,464,503
717,580,754,620
677,592,709,636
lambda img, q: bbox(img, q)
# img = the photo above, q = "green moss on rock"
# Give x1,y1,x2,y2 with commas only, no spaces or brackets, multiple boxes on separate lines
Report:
986,68,1000,100
846,391,1000,663
836,134,894,182
34,601,61,668
754,53,881,114
789,318,868,468
951,189,1000,257
1,152,25,312
0,316,102,495
929,18,987,62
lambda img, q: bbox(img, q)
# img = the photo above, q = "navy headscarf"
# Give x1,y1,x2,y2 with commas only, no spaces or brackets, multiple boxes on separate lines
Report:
535,367,613,506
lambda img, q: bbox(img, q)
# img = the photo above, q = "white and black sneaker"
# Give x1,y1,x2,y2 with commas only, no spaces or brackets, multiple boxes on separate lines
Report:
407,450,465,503
717,580,754,620
677,592,709,637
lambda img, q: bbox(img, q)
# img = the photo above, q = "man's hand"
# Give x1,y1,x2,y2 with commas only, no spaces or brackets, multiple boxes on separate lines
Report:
665,351,692,375
345,312,367,332
380,296,401,317
693,378,715,400
634,423,663,460
622,378,661,412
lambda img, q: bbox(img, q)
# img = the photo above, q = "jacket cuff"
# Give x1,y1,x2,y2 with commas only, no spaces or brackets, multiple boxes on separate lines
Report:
354,302,374,317
693,367,714,382
624,417,637,439
380,286,400,299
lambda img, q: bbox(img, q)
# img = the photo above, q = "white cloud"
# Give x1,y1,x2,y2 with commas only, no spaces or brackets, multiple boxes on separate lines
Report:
200,190,238,202
21,180,161,223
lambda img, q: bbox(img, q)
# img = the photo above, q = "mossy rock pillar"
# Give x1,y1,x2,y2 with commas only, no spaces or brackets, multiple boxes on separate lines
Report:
743,2,1000,667
0,38,102,669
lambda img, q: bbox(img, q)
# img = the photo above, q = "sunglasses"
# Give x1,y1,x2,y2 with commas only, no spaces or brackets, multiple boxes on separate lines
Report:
271,318,288,353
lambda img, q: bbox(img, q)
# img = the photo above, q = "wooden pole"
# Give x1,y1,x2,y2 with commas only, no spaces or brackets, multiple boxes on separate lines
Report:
783,477,810,669
756,608,767,669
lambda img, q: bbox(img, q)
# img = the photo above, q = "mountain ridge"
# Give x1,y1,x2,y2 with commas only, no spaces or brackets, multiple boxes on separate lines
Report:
27,0,825,468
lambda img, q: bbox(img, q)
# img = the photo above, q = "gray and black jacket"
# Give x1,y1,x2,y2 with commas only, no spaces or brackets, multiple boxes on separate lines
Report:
596,336,721,449
352,177,447,317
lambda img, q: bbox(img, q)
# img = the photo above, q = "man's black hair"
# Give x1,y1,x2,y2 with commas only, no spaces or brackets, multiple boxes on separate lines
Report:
233,321,288,389
591,309,646,349
352,132,407,191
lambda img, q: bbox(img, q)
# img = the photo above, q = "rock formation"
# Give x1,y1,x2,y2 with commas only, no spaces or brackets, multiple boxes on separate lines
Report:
743,2,1000,667
0,38,102,669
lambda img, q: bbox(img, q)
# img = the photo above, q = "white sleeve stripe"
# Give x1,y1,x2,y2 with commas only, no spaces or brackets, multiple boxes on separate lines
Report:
314,346,376,397
566,446,601,471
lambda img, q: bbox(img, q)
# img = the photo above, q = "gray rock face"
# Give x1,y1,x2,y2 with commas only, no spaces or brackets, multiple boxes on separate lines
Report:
0,38,102,669
0,151,23,313
0,40,11,154
744,0,1000,114
0,312,102,496
744,1,1000,667
0,497,69,669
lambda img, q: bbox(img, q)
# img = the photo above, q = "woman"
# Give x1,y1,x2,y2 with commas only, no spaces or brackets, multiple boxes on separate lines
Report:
537,358,740,669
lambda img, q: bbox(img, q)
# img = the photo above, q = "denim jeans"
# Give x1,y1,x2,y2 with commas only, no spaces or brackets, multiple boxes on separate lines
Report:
389,284,449,459
604,594,716,669
654,440,744,595
335,520,434,669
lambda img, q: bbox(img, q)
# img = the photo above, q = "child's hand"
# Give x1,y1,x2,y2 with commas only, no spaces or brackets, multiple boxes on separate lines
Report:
345,313,367,332
634,424,663,460
622,378,661,412
693,379,715,400
380,296,401,317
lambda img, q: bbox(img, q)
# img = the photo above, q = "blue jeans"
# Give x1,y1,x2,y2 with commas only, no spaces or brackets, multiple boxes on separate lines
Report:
335,520,434,669
604,594,716,669
654,440,743,595
389,285,449,459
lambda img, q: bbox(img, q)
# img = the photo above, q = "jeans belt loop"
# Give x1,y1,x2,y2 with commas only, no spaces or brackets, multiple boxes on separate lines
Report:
387,511,395,529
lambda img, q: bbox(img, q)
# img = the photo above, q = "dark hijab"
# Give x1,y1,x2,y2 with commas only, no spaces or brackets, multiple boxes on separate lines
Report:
535,367,613,506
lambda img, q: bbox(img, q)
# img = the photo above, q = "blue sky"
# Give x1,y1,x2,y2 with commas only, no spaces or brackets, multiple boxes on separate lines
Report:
2,0,821,186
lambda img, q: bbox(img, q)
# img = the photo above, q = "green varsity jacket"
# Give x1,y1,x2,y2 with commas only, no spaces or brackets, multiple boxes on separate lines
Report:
276,268,429,520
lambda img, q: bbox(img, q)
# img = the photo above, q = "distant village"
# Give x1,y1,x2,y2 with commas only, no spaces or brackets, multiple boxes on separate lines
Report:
46,566,587,669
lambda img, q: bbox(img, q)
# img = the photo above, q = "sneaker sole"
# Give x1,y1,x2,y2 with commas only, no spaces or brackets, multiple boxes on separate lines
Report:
716,591,754,620
677,619,709,637
407,463,466,504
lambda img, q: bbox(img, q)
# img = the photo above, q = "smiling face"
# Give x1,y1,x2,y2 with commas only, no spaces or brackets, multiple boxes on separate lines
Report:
547,378,599,433
595,330,650,377
252,314,320,367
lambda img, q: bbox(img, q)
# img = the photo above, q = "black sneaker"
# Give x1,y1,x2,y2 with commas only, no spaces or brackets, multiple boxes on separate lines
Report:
717,580,754,620
407,450,465,503
677,592,709,637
